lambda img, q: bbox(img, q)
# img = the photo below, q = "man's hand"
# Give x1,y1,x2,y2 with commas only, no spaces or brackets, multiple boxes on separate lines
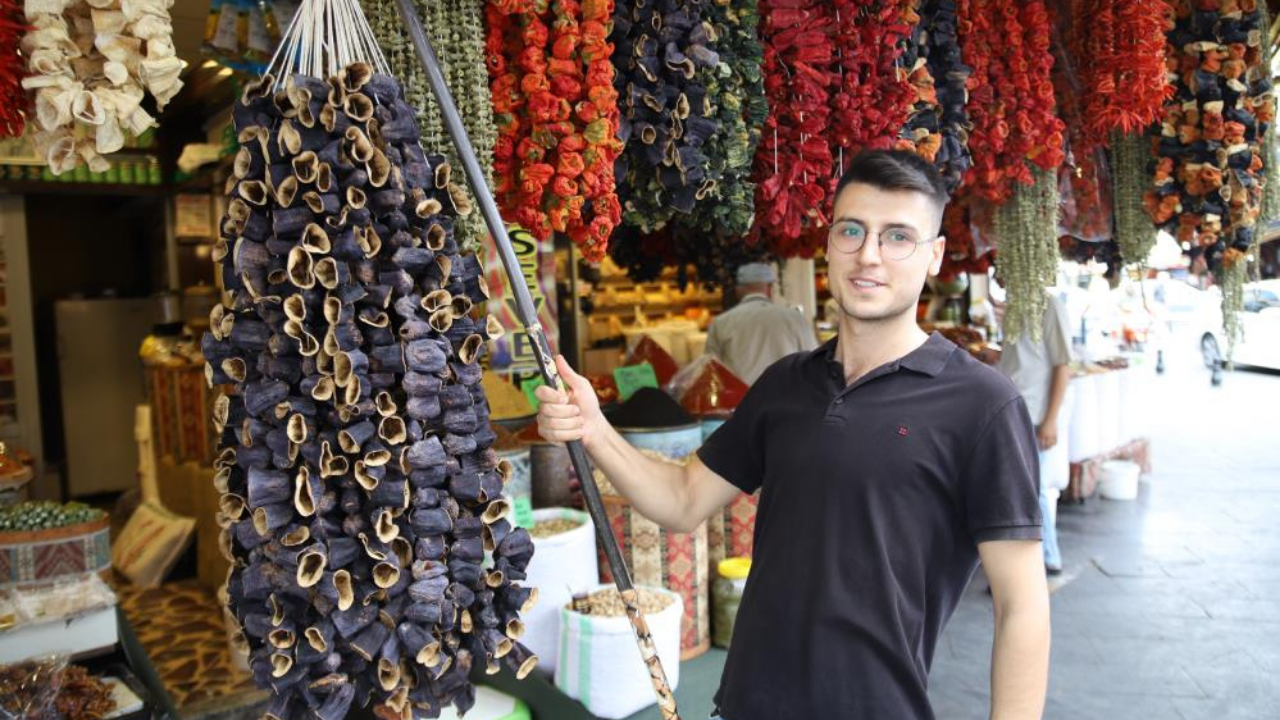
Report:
535,355,607,449
1035,419,1058,451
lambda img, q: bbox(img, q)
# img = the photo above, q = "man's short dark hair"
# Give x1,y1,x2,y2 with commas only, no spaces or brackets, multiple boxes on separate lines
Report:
834,150,950,214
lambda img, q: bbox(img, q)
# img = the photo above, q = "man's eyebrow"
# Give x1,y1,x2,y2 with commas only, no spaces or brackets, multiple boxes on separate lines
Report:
832,216,921,233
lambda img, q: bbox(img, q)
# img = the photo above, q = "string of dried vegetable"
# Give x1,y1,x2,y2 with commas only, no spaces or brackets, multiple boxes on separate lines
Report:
486,0,623,262
673,0,767,238
1049,15,1112,244
899,0,972,193
1068,0,1171,153
958,0,1065,204
1219,253,1245,363
1145,0,1271,273
1110,129,1158,266
993,166,1060,342
829,0,918,160
1258,0,1280,225
365,0,496,250
611,0,720,232
0,0,25,138
752,0,838,256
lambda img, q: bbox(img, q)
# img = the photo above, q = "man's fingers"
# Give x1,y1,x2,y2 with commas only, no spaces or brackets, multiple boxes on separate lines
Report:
538,402,580,419
534,385,568,404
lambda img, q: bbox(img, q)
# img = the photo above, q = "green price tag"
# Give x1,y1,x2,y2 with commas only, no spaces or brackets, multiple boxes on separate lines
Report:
613,363,659,402
513,496,534,528
520,376,546,411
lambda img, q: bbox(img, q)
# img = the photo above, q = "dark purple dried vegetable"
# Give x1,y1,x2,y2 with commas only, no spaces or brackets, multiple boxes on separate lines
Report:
207,65,539,720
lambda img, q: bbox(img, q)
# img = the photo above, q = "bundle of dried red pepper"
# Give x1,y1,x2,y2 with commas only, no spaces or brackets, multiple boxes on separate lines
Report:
752,0,839,257
1069,0,1171,153
0,0,25,139
959,0,1065,204
486,0,624,262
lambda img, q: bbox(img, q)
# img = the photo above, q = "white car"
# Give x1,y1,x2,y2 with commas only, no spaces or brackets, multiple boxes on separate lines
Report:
1199,280,1280,370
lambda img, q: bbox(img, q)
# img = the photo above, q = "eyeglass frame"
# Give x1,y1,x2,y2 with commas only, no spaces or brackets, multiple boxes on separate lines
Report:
826,219,940,261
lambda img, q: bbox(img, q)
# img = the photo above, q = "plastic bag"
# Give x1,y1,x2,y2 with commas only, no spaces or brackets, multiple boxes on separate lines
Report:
665,355,748,416
0,653,70,720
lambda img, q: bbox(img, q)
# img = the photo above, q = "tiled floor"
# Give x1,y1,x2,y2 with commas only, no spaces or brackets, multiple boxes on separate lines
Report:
930,340,1280,720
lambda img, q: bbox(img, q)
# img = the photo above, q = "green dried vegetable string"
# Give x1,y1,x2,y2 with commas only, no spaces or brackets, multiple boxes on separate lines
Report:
1110,129,1157,267
675,0,766,238
1219,255,1245,364
994,166,1060,343
366,0,496,250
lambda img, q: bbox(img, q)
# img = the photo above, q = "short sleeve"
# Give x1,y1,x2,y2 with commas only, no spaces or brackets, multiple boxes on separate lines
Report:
696,364,777,495
1044,296,1072,367
960,396,1043,544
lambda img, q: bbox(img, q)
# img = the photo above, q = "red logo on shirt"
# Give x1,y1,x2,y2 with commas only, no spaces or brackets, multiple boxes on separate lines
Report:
897,426,909,437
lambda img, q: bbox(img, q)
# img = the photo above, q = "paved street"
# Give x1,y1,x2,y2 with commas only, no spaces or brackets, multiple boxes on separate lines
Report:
930,334,1280,720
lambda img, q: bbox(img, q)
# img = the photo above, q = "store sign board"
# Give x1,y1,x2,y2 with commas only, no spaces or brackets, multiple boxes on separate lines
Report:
484,227,558,377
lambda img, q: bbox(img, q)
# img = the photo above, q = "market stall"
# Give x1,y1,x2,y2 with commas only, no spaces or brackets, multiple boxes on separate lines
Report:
0,0,1275,717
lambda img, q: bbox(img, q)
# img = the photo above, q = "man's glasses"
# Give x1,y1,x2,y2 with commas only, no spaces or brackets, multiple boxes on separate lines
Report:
828,220,936,261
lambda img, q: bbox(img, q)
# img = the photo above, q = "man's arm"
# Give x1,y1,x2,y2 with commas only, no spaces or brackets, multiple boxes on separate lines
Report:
980,539,1051,720
1036,364,1071,450
535,356,742,533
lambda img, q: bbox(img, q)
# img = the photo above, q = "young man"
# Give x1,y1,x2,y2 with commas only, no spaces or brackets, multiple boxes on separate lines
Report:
536,150,1050,720
704,261,819,384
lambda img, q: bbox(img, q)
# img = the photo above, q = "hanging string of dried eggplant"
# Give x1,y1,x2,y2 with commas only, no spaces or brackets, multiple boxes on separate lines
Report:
672,0,767,238
611,0,721,233
1110,129,1158,267
994,166,1061,342
365,0,496,250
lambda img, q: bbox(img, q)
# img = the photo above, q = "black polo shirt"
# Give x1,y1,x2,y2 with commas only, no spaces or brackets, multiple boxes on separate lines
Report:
698,332,1041,720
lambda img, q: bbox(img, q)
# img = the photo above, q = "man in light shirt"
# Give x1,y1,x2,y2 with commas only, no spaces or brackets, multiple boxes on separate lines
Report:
999,291,1074,575
704,262,818,384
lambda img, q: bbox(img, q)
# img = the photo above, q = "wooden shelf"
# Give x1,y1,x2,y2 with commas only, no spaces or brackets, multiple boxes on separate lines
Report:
0,180,164,197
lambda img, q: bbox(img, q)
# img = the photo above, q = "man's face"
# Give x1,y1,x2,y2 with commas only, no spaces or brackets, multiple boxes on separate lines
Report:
826,182,946,325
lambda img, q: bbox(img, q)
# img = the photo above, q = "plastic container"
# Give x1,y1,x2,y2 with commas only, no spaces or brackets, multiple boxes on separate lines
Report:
712,557,750,649
1099,460,1140,500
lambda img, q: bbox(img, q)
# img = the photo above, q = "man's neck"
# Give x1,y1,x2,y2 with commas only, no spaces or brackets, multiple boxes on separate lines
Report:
833,312,929,383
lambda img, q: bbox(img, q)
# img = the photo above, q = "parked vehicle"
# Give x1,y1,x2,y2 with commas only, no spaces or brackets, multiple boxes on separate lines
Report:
1197,280,1280,370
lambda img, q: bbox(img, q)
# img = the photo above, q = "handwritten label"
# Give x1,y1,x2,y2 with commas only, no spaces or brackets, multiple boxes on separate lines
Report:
613,363,659,403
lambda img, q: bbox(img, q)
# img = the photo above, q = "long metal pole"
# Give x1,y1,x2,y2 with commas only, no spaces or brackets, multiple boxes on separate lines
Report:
389,1,681,717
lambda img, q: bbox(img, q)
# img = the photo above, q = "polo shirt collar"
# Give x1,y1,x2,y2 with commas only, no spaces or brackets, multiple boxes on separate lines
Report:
809,331,955,378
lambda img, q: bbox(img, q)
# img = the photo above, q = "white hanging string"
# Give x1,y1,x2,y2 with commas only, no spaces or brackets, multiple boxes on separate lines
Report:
265,0,390,89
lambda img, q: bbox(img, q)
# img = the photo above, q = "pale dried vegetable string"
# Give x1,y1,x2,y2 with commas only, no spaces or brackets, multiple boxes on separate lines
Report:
1110,129,1157,267
994,166,1060,342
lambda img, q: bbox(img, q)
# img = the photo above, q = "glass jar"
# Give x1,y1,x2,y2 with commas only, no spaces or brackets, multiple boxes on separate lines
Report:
712,557,751,648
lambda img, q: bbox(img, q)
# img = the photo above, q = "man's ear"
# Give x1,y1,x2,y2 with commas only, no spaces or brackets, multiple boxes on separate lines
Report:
927,235,946,277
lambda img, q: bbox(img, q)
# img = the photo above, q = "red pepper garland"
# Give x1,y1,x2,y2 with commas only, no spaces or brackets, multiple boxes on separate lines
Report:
830,0,918,160
1071,0,1170,153
959,0,1065,204
486,0,623,262
753,0,925,258
0,0,26,138
752,0,839,258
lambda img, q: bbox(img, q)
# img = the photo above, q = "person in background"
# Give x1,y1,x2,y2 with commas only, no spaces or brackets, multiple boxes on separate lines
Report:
703,262,818,384
999,291,1074,575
